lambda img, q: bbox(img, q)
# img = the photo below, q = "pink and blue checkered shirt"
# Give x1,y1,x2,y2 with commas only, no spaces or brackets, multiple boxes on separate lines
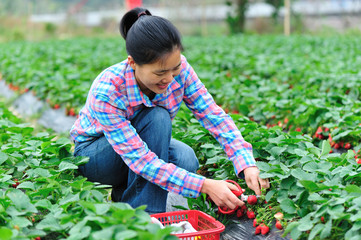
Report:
70,55,256,198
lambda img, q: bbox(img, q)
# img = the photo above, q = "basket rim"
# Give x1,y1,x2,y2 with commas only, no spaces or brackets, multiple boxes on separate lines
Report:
151,209,225,237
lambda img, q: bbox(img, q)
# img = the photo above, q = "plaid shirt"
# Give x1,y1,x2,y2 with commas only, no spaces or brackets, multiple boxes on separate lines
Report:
70,55,256,198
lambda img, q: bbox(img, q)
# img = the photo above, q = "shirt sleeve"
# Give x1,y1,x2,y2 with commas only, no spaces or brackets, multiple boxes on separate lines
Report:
89,85,205,198
182,60,256,176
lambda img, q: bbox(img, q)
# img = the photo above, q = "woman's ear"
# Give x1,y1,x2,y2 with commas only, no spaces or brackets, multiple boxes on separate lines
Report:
128,56,136,70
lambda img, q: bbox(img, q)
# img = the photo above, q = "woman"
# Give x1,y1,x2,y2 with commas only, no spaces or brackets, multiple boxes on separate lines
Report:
70,7,269,214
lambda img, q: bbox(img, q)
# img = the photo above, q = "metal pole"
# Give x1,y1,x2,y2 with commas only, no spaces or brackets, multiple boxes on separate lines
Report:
284,0,290,36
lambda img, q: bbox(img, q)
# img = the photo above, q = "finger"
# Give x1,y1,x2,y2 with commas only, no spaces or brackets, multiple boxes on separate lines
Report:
248,178,261,195
226,182,239,191
225,195,244,209
259,178,270,189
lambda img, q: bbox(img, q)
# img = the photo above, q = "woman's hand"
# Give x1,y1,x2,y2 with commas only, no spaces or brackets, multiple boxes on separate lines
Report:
200,179,244,210
243,166,270,195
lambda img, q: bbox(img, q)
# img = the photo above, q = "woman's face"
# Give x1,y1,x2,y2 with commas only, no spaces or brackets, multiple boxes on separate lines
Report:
128,48,182,98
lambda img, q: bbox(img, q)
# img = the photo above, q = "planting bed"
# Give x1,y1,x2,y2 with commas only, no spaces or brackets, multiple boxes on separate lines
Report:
0,35,361,239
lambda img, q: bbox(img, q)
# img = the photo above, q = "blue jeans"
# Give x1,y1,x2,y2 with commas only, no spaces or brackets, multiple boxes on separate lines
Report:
73,106,199,214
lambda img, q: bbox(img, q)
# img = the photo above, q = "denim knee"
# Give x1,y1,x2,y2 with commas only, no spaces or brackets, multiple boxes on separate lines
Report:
169,139,199,173
181,147,199,173
147,107,172,133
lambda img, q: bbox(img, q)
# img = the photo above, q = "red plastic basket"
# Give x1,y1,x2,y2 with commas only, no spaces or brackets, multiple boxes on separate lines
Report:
151,210,225,240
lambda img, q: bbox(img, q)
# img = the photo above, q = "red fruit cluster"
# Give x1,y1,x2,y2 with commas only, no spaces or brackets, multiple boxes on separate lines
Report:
353,150,361,164
236,205,247,218
66,107,77,117
247,210,255,219
314,126,328,139
12,179,20,188
254,222,270,235
329,133,352,152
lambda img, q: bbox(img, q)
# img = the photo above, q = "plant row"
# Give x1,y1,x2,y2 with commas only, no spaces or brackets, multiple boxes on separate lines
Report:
0,103,175,240
0,35,360,147
173,107,361,239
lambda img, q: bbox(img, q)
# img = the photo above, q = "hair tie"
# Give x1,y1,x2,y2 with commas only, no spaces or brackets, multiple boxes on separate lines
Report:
138,11,147,18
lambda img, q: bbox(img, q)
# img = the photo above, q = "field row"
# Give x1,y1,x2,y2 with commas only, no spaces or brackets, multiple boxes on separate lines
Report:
1,35,361,239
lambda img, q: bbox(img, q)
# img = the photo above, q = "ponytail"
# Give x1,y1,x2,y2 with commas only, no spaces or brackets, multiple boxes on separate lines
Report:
119,7,151,39
119,8,183,65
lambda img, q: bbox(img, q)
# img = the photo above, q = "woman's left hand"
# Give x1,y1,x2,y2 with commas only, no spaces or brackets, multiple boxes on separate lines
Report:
243,166,270,195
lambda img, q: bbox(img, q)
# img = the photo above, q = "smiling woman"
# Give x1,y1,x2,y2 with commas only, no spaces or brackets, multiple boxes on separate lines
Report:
69,7,269,214
127,49,182,98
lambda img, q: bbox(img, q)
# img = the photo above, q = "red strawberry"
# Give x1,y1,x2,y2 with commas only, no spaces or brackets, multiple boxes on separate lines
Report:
253,218,258,227
357,159,361,164
260,224,270,235
236,209,244,218
53,104,60,109
247,195,257,205
344,143,351,149
321,216,325,223
68,108,76,116
275,220,283,230
284,118,289,124
241,204,247,212
255,225,261,235
334,143,340,149
295,127,301,132
247,210,255,219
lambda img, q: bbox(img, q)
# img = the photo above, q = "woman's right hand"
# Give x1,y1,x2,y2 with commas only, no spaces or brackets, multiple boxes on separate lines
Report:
200,178,244,210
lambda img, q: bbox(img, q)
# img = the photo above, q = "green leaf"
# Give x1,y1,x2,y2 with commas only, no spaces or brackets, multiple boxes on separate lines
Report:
58,161,78,171
280,198,297,214
320,219,332,239
36,215,63,231
11,216,32,228
320,141,331,157
265,189,276,202
17,181,35,190
7,189,37,213
299,180,322,192
91,227,114,240
0,152,8,165
0,227,12,240
308,223,324,240
297,214,315,232
269,146,287,156
308,193,327,203
256,161,271,172
59,193,80,205
283,221,299,236
345,185,361,194
95,203,110,215
291,169,316,181
115,230,137,240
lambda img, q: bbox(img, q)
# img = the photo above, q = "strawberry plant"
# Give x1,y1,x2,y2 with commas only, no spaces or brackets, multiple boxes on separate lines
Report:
0,103,175,239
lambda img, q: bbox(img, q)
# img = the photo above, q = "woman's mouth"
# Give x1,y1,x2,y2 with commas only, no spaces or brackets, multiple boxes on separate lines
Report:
157,83,169,89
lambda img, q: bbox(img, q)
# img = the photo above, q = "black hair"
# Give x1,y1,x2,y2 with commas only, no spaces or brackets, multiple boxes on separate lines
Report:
119,7,183,65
